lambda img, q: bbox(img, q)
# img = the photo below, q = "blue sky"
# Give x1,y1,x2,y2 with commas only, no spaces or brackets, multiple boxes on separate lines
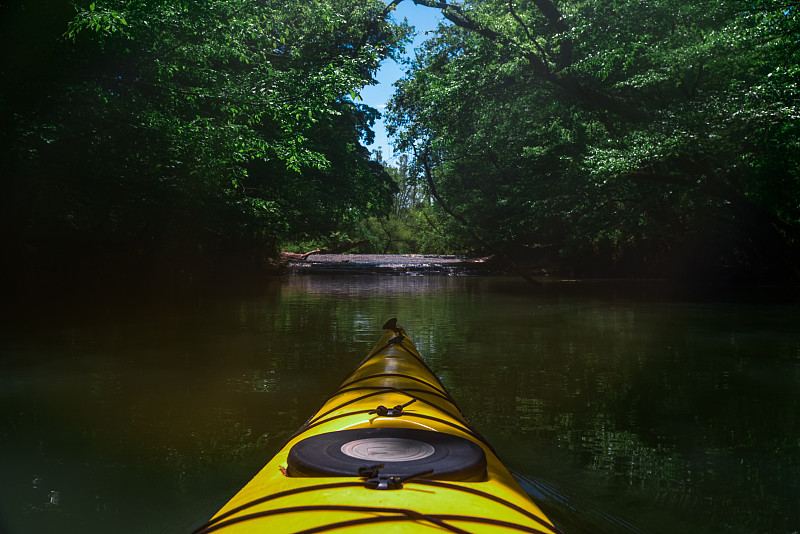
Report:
360,2,443,162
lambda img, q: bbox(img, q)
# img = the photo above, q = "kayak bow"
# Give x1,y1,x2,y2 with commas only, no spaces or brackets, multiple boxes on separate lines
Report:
194,320,562,534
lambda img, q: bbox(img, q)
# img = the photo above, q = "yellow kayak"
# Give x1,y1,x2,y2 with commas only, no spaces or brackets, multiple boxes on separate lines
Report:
193,319,562,534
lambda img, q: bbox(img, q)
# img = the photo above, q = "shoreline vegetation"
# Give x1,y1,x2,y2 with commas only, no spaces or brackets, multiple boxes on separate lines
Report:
2,1,798,298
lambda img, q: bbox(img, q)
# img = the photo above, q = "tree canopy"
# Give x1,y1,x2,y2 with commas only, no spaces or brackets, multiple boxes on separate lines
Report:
1,0,409,287
2,0,798,290
388,0,800,282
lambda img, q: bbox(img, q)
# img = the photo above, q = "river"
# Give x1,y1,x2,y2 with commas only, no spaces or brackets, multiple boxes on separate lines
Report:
1,275,798,533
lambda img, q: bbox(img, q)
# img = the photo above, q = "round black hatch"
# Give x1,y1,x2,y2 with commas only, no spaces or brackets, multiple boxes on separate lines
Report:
287,427,487,481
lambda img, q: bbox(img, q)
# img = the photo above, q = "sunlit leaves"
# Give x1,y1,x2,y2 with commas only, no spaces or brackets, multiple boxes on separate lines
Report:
59,0,410,176
65,3,128,41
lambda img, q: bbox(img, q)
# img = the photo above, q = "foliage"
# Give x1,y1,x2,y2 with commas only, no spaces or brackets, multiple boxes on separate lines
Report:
285,153,466,254
353,154,467,254
4,0,798,286
0,0,409,286
389,0,800,281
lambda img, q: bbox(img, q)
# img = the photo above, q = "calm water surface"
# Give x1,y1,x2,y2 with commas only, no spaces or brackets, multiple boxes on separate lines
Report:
1,276,799,533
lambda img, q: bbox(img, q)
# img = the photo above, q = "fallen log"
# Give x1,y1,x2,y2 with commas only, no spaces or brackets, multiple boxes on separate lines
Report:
280,239,369,261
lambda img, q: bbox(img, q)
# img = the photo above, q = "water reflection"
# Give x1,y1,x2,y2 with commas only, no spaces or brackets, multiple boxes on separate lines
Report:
1,277,798,534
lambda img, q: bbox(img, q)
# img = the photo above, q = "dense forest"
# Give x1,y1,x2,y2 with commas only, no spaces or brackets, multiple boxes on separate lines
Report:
1,0,798,291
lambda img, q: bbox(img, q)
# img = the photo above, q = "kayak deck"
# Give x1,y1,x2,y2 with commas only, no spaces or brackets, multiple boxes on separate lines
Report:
193,321,562,534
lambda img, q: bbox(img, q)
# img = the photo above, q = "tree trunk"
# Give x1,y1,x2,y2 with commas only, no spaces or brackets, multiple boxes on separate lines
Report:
282,239,368,261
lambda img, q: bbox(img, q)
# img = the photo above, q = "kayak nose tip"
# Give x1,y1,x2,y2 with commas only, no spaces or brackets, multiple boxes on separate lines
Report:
382,318,399,331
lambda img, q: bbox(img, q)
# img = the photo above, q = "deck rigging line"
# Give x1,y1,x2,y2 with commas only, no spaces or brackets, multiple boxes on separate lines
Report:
193,493,561,534
288,406,491,449
304,387,468,429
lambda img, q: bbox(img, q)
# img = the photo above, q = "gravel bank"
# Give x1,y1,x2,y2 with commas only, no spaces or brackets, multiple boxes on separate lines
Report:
285,254,496,275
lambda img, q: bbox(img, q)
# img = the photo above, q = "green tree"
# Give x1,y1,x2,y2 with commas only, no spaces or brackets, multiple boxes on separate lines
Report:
0,0,410,287
354,153,465,253
389,0,800,282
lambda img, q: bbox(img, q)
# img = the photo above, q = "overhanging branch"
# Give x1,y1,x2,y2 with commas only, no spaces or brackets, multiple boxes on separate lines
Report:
411,0,647,122
417,145,541,285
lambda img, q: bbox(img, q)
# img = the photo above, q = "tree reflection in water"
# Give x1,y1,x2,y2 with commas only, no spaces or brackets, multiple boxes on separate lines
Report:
1,277,797,534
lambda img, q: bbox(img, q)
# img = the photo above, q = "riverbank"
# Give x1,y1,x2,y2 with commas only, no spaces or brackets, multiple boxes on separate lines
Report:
283,253,501,275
